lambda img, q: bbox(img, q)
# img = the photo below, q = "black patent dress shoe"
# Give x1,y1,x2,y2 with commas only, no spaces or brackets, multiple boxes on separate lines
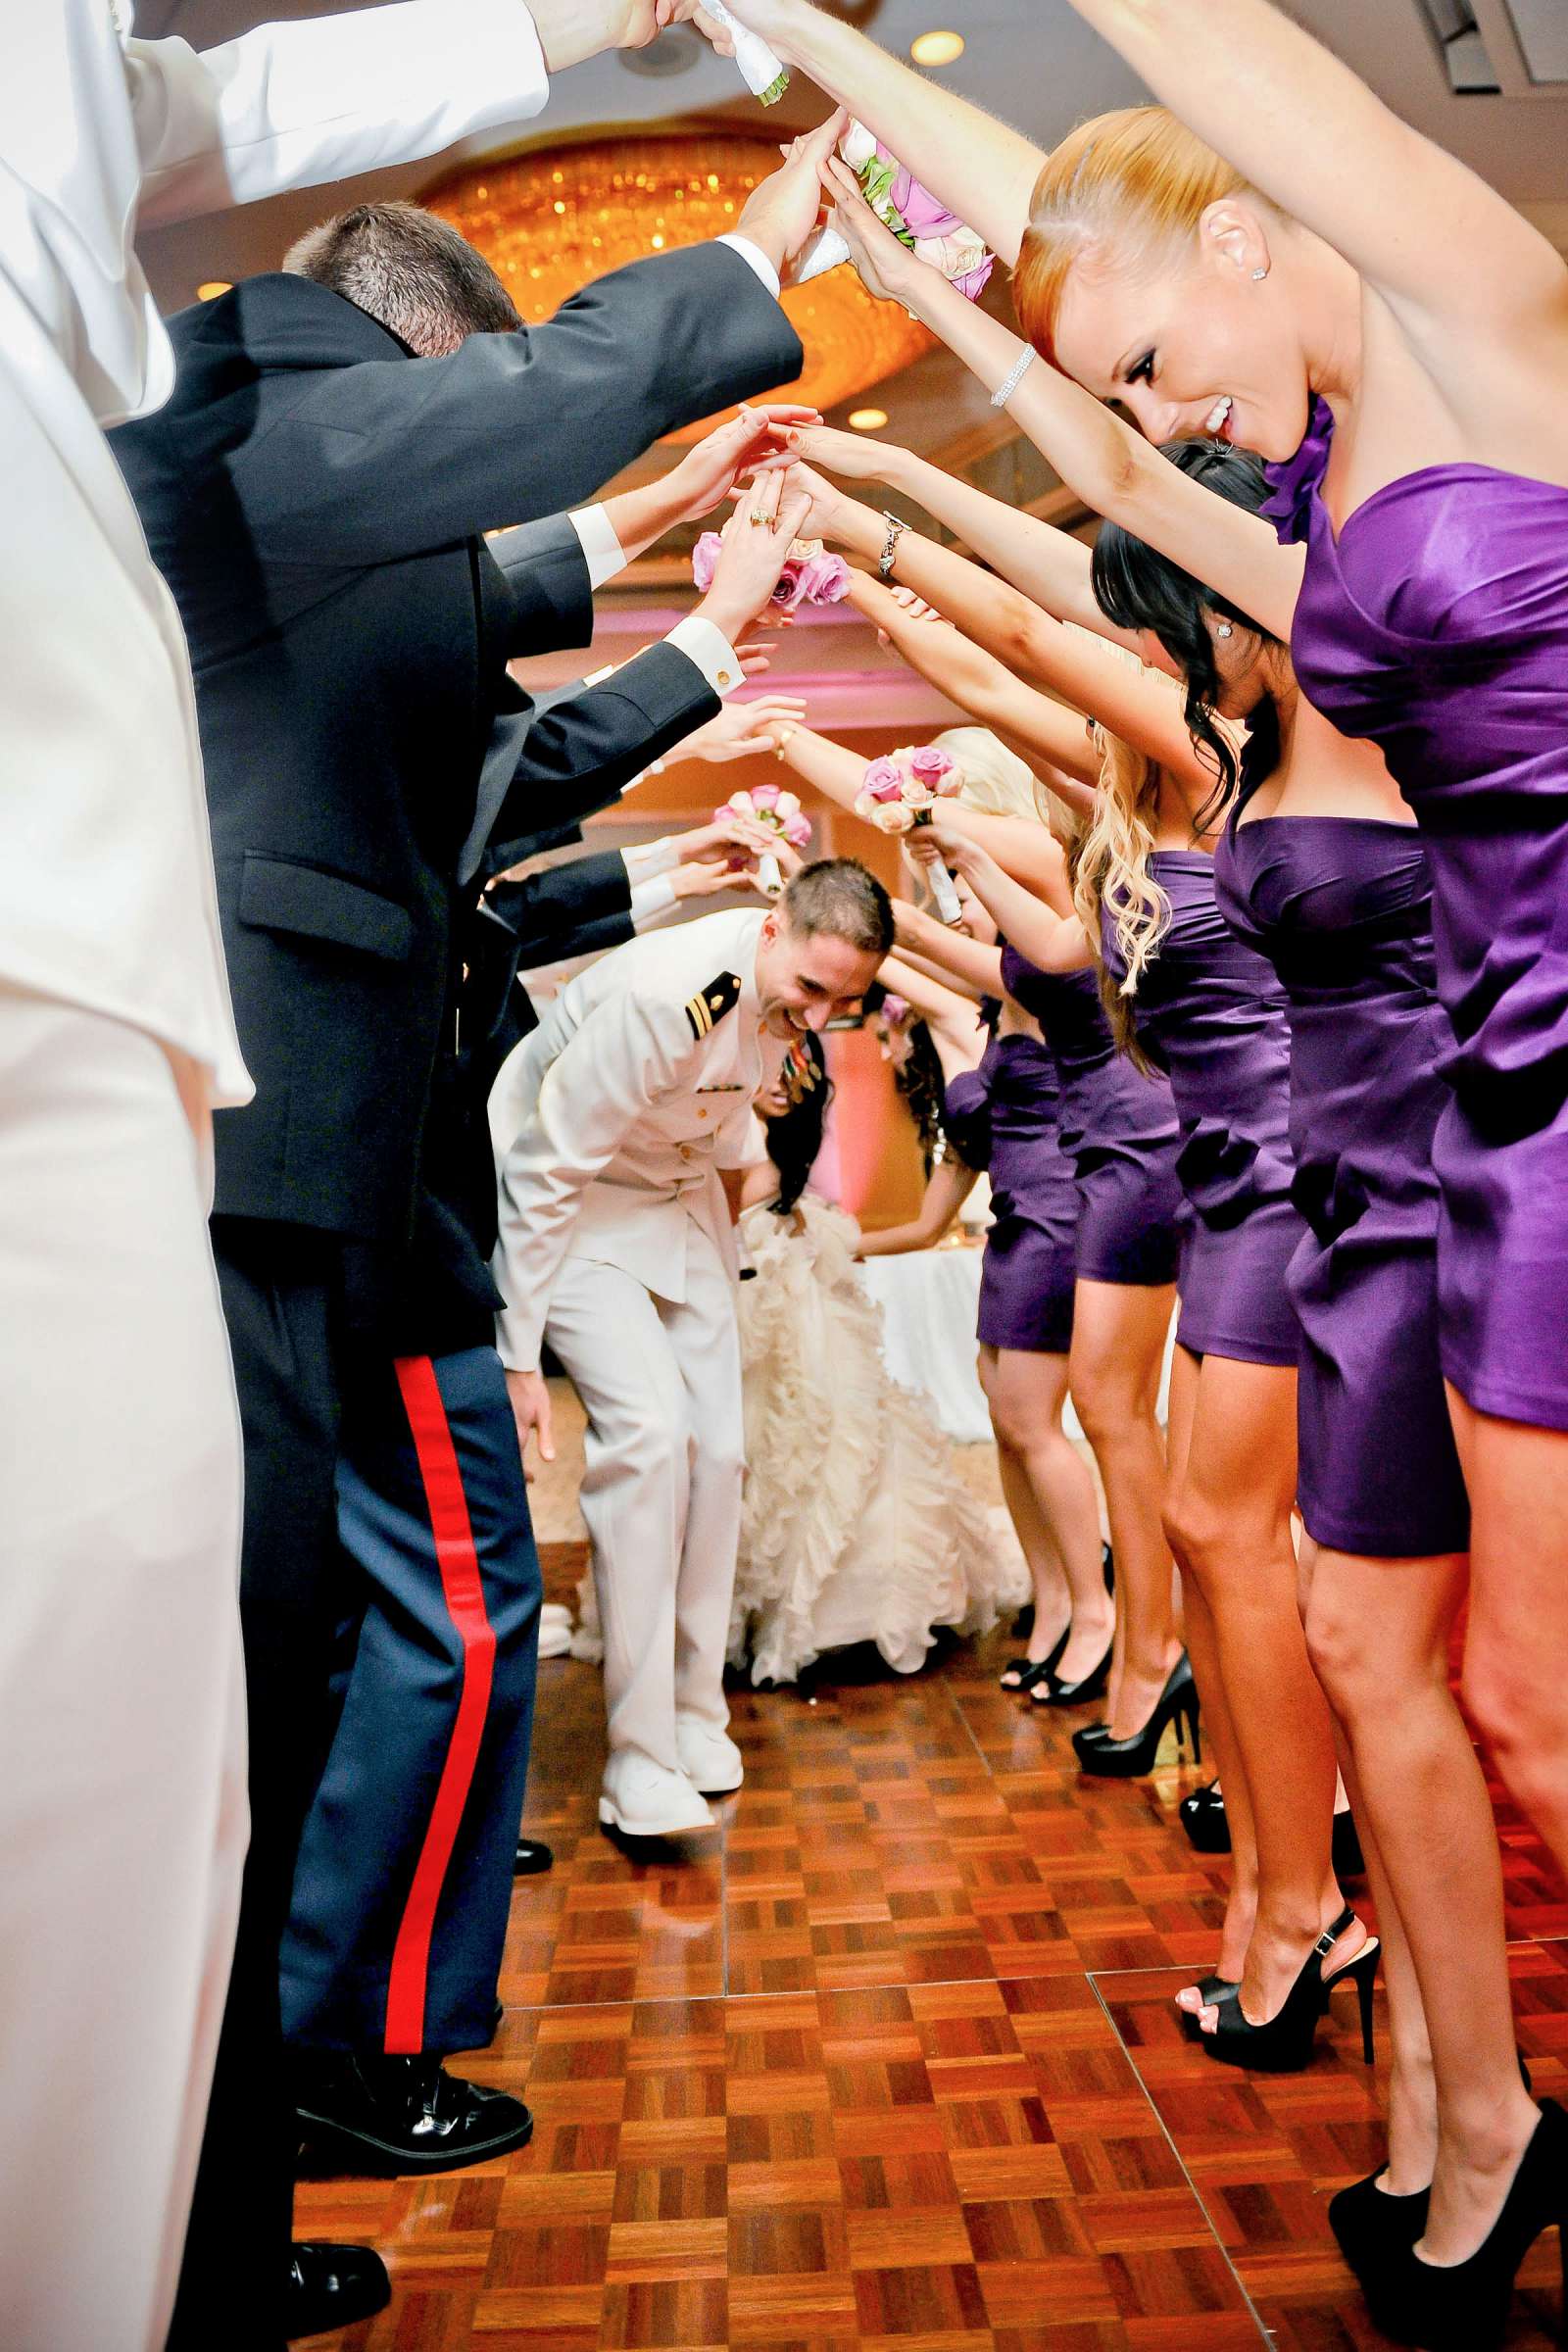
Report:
1179,1777,1231,1852
295,2052,535,2175
285,2242,390,2339
514,1837,555,1875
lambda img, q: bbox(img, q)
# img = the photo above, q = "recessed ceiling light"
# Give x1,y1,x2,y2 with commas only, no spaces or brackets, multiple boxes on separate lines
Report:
196,280,232,300
848,408,888,431
910,29,964,67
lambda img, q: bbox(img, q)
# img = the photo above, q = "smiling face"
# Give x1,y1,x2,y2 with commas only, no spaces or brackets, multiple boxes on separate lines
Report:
754,909,880,1040
1049,218,1313,466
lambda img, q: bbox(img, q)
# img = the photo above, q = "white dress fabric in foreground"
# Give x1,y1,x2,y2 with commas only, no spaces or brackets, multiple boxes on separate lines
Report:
728,1198,1027,1683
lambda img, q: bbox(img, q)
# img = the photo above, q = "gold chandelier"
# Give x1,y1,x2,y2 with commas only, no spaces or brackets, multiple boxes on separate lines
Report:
422,134,932,442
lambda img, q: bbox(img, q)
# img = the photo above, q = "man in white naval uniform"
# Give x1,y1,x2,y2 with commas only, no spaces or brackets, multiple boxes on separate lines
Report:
493,862,893,1836
1,6,715,2345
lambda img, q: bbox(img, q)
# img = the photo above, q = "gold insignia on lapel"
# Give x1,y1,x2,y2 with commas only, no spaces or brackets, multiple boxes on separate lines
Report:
685,970,742,1041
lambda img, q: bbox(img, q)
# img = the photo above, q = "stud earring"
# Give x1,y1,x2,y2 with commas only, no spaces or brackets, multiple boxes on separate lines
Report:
1216,623,1234,638
1251,266,1269,281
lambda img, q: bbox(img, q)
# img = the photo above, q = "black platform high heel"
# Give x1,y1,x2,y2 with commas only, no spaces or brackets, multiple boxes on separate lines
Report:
1330,2055,1537,2299
1073,1654,1200,1777
1367,2097,1568,2352
1202,1906,1380,2075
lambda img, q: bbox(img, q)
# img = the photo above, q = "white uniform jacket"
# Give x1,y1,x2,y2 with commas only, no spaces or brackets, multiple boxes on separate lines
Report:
1,0,552,1105
491,908,781,1370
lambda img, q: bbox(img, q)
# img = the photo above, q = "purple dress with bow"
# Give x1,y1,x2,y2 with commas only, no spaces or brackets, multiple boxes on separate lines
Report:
1263,401,1568,1429
999,946,1185,1288
1214,816,1470,1554
1100,852,1302,1366
944,1017,1078,1355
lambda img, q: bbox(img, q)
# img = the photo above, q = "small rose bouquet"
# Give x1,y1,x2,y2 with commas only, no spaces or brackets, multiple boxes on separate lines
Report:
716,782,811,897
798,120,996,295
853,745,965,924
692,530,850,612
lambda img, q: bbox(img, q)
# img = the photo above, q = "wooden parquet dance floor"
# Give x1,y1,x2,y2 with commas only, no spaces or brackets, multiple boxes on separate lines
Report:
296,1542,1568,2351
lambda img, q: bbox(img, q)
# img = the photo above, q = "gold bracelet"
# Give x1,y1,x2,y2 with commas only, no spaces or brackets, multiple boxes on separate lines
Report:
773,724,798,759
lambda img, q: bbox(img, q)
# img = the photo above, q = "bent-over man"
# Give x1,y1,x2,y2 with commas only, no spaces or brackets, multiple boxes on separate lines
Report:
491,862,893,1838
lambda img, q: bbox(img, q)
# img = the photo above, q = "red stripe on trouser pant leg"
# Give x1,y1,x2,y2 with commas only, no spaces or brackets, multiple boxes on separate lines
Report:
383,1355,498,2054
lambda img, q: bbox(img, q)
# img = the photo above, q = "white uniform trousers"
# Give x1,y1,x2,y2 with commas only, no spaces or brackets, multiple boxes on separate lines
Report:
0,986,247,2352
545,1223,744,1778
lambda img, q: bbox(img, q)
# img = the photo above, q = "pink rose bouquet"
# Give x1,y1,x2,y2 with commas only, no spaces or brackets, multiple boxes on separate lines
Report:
715,783,811,898
799,120,996,297
852,746,965,923
692,531,851,612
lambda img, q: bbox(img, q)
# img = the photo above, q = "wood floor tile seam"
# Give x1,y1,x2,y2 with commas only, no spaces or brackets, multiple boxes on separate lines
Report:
1081,1969,1273,2350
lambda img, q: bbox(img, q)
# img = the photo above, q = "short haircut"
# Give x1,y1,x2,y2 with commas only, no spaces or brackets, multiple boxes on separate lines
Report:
282,201,520,356
780,858,894,958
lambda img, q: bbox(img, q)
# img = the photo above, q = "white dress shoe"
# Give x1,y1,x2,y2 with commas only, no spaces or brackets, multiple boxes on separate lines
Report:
674,1720,744,1795
598,1754,715,1838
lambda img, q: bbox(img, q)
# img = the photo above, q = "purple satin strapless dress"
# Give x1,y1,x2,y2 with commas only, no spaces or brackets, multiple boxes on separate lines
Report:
1264,400,1568,1429
945,1022,1078,1355
1214,816,1469,1554
1101,851,1302,1366
998,945,1184,1287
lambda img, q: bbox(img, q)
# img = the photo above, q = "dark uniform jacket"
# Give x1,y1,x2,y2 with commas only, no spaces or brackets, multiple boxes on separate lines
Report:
110,243,802,1244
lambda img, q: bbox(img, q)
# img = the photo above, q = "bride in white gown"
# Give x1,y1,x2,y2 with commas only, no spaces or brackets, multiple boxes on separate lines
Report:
727,1036,1026,1684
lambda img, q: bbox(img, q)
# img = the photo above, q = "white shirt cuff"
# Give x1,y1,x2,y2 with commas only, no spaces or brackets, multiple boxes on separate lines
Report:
628,874,679,927
622,839,680,881
716,234,782,301
667,615,743,698
568,505,626,591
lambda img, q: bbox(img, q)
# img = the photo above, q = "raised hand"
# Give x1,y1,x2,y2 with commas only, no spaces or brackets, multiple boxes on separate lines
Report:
666,405,822,524
820,155,928,305
674,695,808,762
735,110,849,283
693,466,815,644
761,418,896,483
683,0,807,60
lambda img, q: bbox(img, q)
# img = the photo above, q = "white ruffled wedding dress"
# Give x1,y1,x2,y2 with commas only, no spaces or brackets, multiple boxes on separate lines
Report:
726,1197,1026,1684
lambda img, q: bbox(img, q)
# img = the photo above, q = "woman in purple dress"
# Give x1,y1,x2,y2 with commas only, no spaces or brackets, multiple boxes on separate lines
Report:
728,47,1562,2307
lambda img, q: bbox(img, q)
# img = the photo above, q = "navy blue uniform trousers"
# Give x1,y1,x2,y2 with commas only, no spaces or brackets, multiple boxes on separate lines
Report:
280,1343,541,2058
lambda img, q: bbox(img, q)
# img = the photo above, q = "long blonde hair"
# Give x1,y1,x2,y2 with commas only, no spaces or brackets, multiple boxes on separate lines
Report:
1014,107,1253,366
1071,725,1169,1064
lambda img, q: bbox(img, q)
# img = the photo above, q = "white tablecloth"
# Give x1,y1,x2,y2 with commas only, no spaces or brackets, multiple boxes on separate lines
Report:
858,1245,995,1444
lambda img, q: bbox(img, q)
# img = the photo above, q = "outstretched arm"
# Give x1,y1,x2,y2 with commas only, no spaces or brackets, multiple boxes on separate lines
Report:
857,1156,978,1259
1057,0,1566,336
916,827,1096,978
847,571,1102,792
790,464,1207,787
887,907,1004,1001
773,421,1138,652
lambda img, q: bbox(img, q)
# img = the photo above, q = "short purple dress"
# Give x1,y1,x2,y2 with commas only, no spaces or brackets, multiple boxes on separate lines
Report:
1214,816,1470,1555
1263,402,1568,1430
945,1017,1078,1355
999,946,1184,1287
1100,851,1302,1367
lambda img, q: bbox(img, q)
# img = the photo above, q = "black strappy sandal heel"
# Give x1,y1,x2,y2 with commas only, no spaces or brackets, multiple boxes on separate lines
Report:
999,1622,1070,1692
1201,1907,1379,2075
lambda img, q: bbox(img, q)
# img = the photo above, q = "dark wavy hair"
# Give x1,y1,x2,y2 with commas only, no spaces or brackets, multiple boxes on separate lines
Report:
1090,439,1283,832
762,1035,833,1215
865,984,947,1176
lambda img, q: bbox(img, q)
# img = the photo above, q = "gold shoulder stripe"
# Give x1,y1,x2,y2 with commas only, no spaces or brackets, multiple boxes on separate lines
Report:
685,968,741,1042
